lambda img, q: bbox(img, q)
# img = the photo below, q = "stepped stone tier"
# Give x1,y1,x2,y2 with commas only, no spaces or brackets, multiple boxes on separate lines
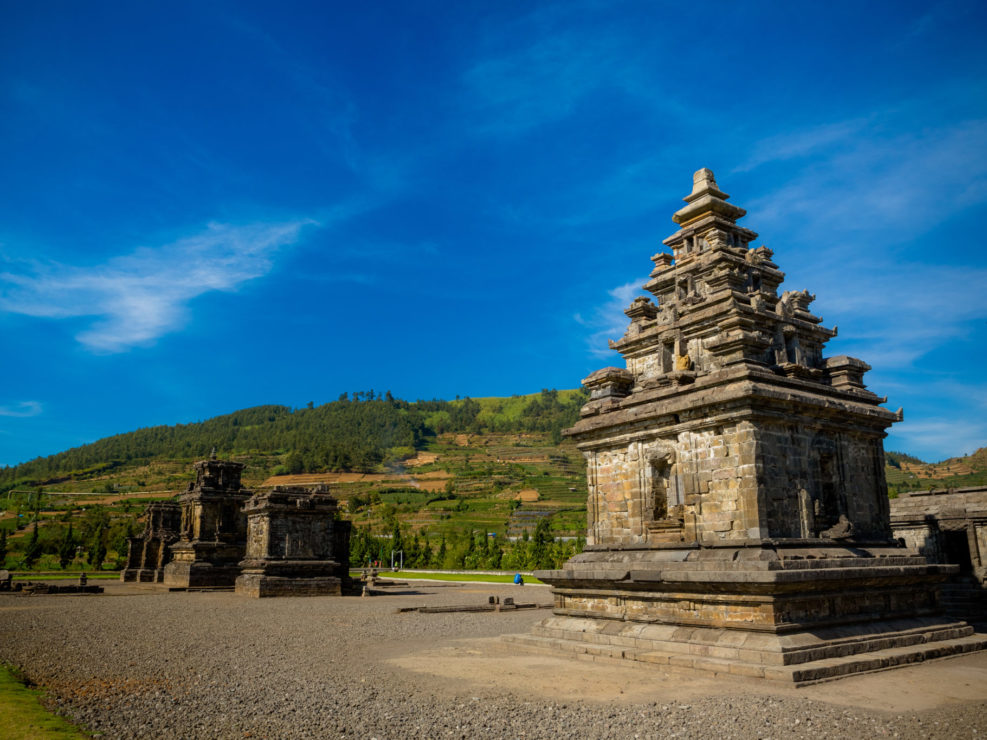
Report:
509,168,986,683
235,485,352,598
120,502,181,582
163,456,251,588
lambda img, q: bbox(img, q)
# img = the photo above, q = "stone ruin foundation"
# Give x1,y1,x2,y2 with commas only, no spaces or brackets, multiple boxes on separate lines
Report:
235,485,352,598
121,501,180,582
891,486,987,623
508,168,987,683
163,456,252,589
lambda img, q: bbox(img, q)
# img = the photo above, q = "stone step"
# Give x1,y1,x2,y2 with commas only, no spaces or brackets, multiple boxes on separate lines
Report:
525,620,975,666
503,632,987,686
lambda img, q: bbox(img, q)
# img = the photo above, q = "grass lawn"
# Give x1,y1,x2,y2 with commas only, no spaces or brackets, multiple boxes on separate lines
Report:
352,570,545,585
0,665,86,739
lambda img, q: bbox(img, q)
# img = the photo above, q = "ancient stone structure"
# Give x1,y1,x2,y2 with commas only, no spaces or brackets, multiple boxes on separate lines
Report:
235,485,351,597
891,486,987,622
163,456,251,588
510,169,986,683
121,502,181,582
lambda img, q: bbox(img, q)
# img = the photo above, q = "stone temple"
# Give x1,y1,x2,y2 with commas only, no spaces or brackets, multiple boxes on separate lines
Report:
235,485,351,598
511,168,986,683
163,456,252,589
125,455,352,595
121,502,180,583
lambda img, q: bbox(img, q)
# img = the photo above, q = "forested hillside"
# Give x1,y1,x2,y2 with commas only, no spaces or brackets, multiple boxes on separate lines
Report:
0,389,588,493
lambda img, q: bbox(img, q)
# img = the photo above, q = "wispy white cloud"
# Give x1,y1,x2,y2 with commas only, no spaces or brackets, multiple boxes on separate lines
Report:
889,418,987,461
744,117,987,239
733,119,870,173
462,17,674,138
0,401,42,418
809,261,987,370
575,278,647,359
0,220,315,353
464,33,605,134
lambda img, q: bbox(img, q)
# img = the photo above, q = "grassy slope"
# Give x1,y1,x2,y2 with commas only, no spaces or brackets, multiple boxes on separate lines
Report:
341,431,587,539
887,446,987,493
0,666,86,739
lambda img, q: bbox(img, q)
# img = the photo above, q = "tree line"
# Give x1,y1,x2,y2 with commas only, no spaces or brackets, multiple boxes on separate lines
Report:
349,518,582,572
0,389,587,492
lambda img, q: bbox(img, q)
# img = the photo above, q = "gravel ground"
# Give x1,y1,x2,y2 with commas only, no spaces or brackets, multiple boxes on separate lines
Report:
1,581,985,739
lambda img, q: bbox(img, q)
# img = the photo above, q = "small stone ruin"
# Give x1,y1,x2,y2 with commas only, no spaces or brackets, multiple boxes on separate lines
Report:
121,502,180,582
891,485,987,622
235,485,351,598
510,168,986,683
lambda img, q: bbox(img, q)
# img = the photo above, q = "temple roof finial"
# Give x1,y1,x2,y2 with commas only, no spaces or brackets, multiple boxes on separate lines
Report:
673,167,745,225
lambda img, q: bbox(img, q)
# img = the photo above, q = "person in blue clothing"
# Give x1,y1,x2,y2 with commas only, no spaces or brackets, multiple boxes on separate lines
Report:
513,572,524,586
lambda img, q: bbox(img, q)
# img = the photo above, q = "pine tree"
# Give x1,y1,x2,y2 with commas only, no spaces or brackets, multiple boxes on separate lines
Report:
436,535,447,567
420,535,433,568
391,520,404,555
530,518,554,569
58,524,76,570
88,523,107,571
23,520,41,568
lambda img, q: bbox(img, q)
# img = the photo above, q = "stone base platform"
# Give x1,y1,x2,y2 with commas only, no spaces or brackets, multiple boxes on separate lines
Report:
162,562,242,589
516,543,987,684
120,568,165,583
234,574,344,598
505,616,987,685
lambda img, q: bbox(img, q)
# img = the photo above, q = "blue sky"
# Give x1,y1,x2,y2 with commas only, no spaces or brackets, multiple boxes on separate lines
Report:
2,0,986,466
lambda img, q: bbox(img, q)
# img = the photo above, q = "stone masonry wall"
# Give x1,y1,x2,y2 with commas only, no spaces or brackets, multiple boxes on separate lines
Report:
584,420,762,546
675,422,758,543
245,514,336,561
755,423,890,539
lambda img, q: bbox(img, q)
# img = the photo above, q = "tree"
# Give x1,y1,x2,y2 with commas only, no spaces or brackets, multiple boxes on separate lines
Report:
390,520,404,556
58,524,76,569
23,520,41,568
285,451,305,475
419,534,433,568
436,535,447,567
88,523,107,570
0,528,8,567
530,518,555,570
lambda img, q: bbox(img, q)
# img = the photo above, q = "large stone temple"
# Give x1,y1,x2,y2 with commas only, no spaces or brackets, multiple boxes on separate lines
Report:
511,169,986,683
163,456,252,588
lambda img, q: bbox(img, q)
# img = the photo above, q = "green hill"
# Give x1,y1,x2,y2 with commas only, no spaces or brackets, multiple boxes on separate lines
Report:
0,389,588,492
886,446,987,496
0,389,590,573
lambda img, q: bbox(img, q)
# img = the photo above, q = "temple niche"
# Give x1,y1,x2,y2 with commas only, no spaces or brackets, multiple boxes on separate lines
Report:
162,455,252,589
120,502,181,582
511,169,986,683
235,485,352,598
